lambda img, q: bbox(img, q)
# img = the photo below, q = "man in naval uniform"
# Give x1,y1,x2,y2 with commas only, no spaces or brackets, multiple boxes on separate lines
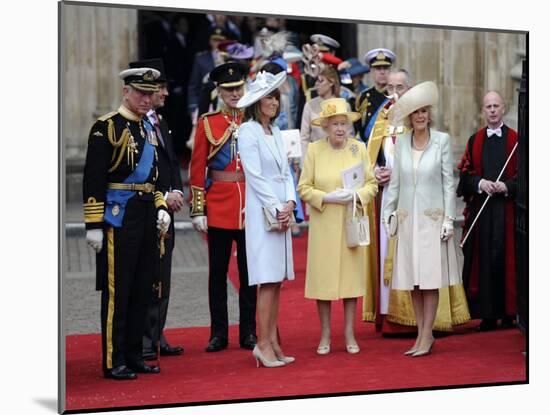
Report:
355,48,396,143
188,62,257,352
83,66,171,380
128,59,186,361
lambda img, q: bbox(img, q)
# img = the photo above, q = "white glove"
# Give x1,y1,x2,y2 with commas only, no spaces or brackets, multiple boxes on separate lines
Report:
192,215,208,233
157,210,171,234
440,218,454,242
323,189,353,205
86,229,103,253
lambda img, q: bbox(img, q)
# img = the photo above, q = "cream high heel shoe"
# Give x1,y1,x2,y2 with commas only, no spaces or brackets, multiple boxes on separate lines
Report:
412,338,435,357
345,344,360,354
253,346,286,368
277,355,296,364
316,341,331,355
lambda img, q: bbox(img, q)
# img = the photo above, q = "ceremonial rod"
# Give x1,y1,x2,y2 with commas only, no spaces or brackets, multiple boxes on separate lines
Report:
459,142,518,248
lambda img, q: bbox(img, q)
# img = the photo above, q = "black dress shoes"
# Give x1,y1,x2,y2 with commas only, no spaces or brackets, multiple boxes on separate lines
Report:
128,361,160,374
500,317,517,329
476,318,497,332
143,344,184,360
206,336,228,352
104,365,137,380
160,344,184,356
240,334,257,350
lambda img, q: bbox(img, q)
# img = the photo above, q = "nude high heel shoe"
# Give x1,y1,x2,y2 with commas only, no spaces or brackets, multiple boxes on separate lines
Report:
253,346,286,368
412,339,435,357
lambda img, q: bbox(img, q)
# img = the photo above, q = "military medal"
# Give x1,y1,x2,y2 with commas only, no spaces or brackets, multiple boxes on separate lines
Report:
126,123,139,169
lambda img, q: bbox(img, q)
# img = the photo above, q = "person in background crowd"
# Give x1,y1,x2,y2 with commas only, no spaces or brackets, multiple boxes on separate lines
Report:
187,25,232,118
298,98,378,355
300,65,354,160
355,48,395,143
188,62,258,353
457,91,518,332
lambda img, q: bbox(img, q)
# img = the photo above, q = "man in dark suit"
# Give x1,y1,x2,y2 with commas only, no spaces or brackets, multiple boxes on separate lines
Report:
130,59,185,360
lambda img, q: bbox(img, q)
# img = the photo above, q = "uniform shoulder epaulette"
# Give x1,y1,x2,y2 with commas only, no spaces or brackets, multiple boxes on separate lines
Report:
97,111,118,122
199,109,221,120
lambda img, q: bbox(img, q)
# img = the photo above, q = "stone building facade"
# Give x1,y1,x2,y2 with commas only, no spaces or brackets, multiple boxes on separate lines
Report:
62,4,526,203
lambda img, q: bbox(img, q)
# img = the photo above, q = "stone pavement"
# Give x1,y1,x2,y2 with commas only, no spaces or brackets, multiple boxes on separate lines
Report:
63,203,241,335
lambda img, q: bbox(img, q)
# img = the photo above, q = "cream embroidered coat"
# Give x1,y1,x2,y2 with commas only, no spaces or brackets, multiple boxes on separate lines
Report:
383,129,461,290
298,138,378,300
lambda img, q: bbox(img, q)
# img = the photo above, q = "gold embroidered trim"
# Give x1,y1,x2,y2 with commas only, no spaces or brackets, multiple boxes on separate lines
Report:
203,115,232,146
106,227,115,369
190,186,206,216
423,208,444,221
117,105,141,122
107,122,131,173
84,213,104,223
83,198,104,223
154,191,168,209
97,111,117,122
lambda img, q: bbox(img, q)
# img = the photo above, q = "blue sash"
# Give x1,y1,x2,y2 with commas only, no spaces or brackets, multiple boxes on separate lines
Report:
363,97,389,144
104,130,155,227
206,138,233,189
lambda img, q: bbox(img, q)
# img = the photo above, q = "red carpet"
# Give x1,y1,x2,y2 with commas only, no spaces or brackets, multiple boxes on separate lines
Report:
65,232,526,412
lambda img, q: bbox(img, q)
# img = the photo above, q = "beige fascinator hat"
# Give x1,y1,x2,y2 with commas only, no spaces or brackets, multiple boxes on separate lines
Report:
388,81,439,124
311,97,361,126
237,70,287,108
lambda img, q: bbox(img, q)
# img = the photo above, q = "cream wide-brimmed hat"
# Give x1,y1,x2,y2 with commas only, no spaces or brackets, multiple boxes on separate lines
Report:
311,97,361,126
388,81,439,124
236,70,287,109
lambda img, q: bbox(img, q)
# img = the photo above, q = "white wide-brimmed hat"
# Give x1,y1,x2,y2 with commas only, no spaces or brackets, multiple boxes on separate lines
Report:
237,71,287,108
311,97,361,126
388,81,439,124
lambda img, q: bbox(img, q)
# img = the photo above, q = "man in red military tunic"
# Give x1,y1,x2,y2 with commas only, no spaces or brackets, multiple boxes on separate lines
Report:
189,62,257,352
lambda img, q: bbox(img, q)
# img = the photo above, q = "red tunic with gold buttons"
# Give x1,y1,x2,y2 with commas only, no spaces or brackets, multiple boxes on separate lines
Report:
189,109,246,230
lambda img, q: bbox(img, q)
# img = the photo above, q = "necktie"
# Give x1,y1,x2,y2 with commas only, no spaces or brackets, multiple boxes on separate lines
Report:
487,127,502,137
151,113,164,147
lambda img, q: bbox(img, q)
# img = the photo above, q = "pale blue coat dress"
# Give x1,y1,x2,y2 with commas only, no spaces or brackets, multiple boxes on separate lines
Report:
238,120,296,285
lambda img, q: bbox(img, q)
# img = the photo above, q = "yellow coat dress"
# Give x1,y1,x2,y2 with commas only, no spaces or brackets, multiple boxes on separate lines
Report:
298,138,378,300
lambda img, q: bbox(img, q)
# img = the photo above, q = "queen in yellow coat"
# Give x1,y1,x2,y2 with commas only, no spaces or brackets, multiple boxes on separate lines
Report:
298,98,378,355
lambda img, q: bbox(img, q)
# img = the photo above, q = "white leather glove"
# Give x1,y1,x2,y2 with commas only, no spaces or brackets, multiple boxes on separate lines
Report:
323,189,353,205
86,229,103,253
157,210,171,234
440,218,454,242
192,215,208,233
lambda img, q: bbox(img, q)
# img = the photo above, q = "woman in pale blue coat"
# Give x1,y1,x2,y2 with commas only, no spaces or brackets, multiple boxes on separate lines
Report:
383,82,462,357
237,71,297,368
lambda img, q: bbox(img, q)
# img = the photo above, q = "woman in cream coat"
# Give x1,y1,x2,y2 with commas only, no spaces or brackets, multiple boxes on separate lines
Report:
237,71,296,368
298,98,378,355
383,81,466,357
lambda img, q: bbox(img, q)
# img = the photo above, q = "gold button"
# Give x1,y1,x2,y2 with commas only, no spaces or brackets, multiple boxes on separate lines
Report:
367,102,371,106
368,112,372,116
138,191,143,196
367,93,370,97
